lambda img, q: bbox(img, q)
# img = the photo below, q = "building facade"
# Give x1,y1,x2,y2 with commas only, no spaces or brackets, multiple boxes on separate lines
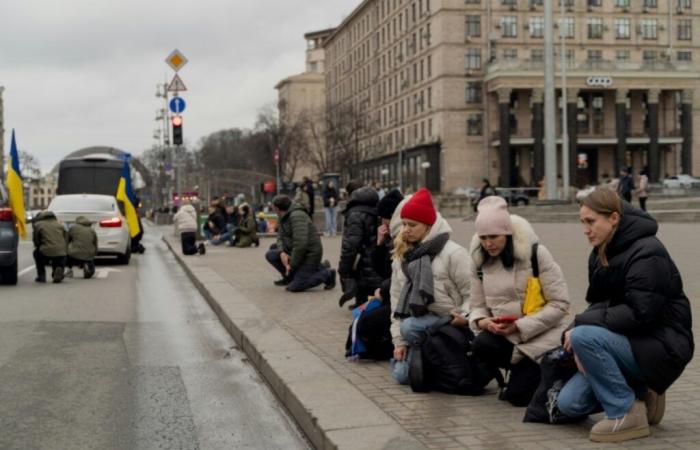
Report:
27,174,57,210
323,0,700,193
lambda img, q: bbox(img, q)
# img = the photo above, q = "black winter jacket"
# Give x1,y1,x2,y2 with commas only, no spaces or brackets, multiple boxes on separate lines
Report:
339,187,383,289
574,204,694,394
205,208,227,235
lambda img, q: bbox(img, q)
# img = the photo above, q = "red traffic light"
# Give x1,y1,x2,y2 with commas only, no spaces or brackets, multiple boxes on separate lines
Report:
171,115,183,126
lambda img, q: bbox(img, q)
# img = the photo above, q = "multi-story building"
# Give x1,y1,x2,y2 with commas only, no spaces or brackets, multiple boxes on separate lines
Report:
324,0,700,193
276,29,334,180
27,174,57,210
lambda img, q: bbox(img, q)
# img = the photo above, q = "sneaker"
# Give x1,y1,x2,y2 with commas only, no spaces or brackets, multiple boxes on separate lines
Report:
198,243,206,255
274,278,291,286
644,390,665,426
589,401,649,443
52,267,64,284
324,269,336,290
64,268,74,278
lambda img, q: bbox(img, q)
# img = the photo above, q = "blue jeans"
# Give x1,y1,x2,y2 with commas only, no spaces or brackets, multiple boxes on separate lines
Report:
390,314,443,384
558,325,646,419
324,207,337,236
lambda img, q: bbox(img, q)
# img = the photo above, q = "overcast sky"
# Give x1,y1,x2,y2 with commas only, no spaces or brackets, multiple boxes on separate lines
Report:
1,0,352,173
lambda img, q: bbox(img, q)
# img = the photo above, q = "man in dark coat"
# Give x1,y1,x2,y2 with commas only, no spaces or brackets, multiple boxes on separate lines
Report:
265,195,335,292
617,167,635,203
66,216,97,279
303,177,315,218
338,186,383,309
203,202,227,244
32,211,68,283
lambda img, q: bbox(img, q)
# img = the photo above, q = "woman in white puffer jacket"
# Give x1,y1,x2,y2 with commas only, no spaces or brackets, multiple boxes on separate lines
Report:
173,201,203,255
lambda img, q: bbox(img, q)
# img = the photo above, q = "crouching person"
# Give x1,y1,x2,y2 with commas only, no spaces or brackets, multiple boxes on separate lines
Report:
32,211,68,283
233,204,259,248
265,195,335,292
557,187,693,443
173,201,204,255
469,196,570,406
389,188,471,384
65,216,97,279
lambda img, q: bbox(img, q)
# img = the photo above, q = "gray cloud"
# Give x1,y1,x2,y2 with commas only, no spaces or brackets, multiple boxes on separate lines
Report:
0,0,348,172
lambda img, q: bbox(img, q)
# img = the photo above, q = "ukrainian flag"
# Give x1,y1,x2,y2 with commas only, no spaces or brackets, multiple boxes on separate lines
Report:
116,159,141,238
5,130,27,238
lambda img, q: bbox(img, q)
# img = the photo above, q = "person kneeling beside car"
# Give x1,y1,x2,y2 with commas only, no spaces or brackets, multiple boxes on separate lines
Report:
65,216,97,279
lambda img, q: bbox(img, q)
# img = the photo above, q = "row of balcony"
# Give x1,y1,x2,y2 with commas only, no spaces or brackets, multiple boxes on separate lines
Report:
486,58,697,74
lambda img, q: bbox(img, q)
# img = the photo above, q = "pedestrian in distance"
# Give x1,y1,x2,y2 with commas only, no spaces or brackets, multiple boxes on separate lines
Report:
303,176,316,218
265,195,336,292
323,181,339,237
256,212,269,233
617,166,635,203
637,167,650,212
173,201,205,255
468,196,571,406
232,203,259,248
474,178,496,212
32,211,68,283
389,188,471,384
338,186,384,309
65,216,97,279
557,187,693,443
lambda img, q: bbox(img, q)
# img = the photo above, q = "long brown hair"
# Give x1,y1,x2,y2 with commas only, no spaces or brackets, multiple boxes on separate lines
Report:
581,187,622,267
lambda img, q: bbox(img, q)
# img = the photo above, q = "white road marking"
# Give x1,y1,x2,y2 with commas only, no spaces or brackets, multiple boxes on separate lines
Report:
96,268,122,279
18,265,35,277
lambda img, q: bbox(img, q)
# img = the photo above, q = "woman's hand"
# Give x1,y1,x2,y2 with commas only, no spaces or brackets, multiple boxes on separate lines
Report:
374,288,382,301
477,317,494,331
393,345,408,361
450,311,468,327
488,321,518,336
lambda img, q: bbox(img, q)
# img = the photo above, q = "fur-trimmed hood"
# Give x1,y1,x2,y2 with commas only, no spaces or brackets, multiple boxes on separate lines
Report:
469,214,539,268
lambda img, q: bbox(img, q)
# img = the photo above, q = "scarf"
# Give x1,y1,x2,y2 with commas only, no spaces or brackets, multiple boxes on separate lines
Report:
394,232,450,319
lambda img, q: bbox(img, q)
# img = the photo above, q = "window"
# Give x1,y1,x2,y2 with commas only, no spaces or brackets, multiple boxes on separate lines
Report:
531,48,544,62
503,48,518,59
643,0,657,7
641,19,658,39
587,18,603,38
466,49,481,70
531,0,543,5
467,114,483,135
465,0,481,3
502,16,517,37
615,0,630,6
466,82,482,103
615,18,630,39
678,0,692,8
643,50,657,61
678,19,692,40
530,17,545,38
502,0,516,5
558,17,574,38
561,0,574,6
616,50,631,61
588,50,602,61
588,0,602,6
678,51,692,61
466,15,481,38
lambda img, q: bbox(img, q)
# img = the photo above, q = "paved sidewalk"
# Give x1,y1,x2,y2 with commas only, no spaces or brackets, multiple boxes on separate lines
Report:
161,220,700,450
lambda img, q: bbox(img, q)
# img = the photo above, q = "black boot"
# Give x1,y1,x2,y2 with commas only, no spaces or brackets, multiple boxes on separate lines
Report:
52,266,64,284
84,261,96,279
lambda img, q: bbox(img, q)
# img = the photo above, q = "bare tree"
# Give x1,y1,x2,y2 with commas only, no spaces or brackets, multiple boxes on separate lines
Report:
299,108,333,175
19,151,41,178
255,103,305,181
325,101,375,178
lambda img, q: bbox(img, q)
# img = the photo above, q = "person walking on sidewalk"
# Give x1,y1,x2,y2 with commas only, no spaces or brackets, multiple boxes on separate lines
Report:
323,181,339,236
557,187,693,443
173,201,204,255
636,167,649,212
389,188,472,384
32,211,68,283
65,216,97,279
618,167,634,203
468,196,571,406
338,186,383,309
265,195,335,292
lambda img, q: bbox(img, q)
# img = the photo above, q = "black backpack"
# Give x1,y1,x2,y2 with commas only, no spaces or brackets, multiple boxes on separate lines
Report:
409,318,503,396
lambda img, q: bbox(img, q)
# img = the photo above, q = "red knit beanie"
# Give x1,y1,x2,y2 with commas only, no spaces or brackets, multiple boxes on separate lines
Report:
400,188,437,226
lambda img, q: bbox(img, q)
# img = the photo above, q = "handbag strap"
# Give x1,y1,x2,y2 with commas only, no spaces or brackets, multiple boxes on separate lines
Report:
531,243,540,278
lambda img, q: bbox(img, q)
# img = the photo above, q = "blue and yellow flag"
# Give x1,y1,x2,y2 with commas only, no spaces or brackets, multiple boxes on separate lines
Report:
5,130,27,238
116,159,141,238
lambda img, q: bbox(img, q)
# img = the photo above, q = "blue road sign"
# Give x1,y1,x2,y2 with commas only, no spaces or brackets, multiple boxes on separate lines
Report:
169,97,186,114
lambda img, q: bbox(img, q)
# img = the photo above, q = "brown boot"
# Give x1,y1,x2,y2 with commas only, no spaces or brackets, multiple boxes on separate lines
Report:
589,401,649,443
644,390,665,425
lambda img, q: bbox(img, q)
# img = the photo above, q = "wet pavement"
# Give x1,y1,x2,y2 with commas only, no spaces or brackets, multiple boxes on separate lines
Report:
0,228,310,450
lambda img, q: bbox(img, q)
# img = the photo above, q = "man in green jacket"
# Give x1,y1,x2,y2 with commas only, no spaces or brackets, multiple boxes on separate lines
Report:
265,195,336,292
66,216,98,279
32,211,68,283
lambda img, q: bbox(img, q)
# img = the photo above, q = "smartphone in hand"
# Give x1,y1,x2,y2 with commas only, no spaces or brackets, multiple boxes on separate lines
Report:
492,315,519,324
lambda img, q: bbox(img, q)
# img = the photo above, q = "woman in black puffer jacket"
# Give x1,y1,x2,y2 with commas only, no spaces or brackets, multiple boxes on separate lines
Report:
558,187,693,444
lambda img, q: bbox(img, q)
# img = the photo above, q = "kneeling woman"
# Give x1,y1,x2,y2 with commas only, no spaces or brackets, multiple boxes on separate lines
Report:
558,187,693,443
469,196,571,406
389,188,471,384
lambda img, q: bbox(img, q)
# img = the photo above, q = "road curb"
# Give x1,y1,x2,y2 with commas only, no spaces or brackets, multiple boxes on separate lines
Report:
162,235,428,450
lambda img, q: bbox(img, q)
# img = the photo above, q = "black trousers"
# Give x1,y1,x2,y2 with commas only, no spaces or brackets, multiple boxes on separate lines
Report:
33,249,65,279
639,197,647,211
181,232,198,255
472,331,541,406
265,247,330,292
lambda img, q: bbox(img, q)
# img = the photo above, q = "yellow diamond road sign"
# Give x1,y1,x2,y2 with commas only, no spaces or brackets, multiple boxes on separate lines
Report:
165,49,188,72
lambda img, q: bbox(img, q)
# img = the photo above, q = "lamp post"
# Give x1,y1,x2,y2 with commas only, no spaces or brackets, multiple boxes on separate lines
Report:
544,0,558,200
560,0,570,200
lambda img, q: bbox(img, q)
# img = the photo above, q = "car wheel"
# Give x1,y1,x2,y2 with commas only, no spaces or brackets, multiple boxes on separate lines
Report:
1,258,18,285
516,199,527,207
116,245,131,265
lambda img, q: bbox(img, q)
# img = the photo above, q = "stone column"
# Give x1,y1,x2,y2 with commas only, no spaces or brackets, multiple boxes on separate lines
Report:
681,89,694,175
647,89,661,182
531,89,544,185
615,89,629,176
498,88,512,187
566,88,579,185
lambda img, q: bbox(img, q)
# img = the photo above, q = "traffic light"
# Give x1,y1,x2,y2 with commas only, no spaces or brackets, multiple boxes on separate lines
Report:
172,115,183,145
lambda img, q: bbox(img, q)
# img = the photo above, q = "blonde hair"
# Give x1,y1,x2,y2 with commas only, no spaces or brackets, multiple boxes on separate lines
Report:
391,224,431,261
581,186,622,267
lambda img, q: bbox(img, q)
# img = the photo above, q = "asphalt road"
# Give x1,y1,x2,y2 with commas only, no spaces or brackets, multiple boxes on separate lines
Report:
0,228,310,450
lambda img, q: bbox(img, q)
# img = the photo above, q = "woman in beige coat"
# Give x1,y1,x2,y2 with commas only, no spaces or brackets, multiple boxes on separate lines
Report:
468,196,570,405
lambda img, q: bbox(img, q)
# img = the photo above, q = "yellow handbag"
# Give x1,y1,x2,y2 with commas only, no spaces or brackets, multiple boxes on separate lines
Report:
523,243,546,316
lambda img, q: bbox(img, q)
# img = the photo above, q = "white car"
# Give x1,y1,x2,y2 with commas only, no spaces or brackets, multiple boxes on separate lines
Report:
48,194,131,264
663,174,700,189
